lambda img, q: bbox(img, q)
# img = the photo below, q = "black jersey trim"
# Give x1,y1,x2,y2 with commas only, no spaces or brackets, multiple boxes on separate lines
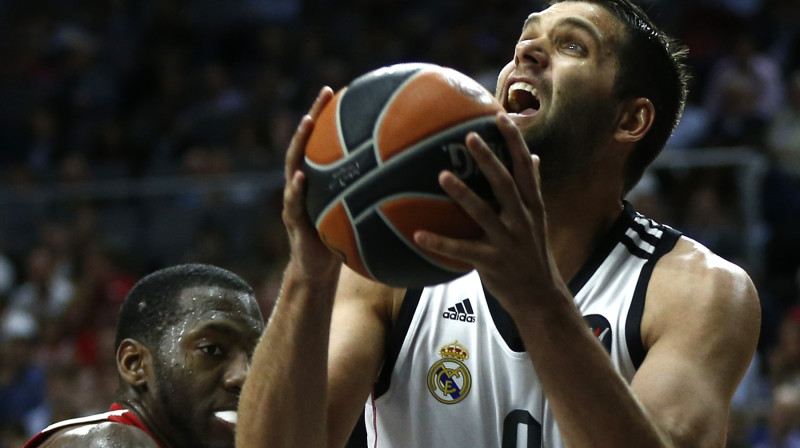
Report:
483,201,635,353
567,202,634,295
373,288,423,399
620,234,652,260
625,225,681,370
629,218,662,247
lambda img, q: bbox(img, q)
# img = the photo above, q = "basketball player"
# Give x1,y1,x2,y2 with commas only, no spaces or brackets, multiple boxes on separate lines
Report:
237,0,761,446
25,264,265,448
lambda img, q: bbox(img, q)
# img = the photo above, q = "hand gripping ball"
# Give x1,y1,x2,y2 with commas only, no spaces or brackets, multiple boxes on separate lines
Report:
303,63,510,288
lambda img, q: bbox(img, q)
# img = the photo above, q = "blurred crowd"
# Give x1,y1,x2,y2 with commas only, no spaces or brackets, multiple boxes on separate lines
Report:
0,0,799,446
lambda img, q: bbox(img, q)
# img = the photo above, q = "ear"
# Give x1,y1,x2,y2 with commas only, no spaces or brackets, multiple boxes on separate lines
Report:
117,339,151,388
614,98,655,144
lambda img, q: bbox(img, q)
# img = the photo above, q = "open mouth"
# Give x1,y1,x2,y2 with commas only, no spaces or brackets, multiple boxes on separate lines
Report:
506,81,541,116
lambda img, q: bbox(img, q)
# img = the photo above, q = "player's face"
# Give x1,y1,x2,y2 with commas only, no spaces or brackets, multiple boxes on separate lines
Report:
151,286,265,448
496,1,625,185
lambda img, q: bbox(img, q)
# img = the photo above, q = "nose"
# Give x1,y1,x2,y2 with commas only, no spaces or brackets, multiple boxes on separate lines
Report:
222,351,249,393
514,38,550,70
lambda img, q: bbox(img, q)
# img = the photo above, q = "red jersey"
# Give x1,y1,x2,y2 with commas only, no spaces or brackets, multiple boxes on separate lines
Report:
23,403,161,447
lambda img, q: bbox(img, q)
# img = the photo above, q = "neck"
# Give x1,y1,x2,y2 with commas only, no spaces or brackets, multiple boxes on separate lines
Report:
541,175,624,284
115,395,175,448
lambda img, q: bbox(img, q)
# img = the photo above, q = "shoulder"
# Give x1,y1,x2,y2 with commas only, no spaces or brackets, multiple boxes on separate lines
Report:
335,265,407,323
38,422,157,448
643,235,761,349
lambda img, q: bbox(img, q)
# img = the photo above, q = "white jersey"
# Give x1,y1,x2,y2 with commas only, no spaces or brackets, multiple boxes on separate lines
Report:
365,202,681,448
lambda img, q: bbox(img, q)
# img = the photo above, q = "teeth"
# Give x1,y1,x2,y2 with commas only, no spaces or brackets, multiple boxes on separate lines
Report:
507,81,539,111
214,411,237,425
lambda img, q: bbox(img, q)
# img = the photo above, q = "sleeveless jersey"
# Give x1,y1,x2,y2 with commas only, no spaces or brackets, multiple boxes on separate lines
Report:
24,403,161,448
365,202,681,448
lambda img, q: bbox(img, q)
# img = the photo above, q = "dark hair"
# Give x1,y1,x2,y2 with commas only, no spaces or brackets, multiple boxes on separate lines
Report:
549,0,690,194
114,263,254,350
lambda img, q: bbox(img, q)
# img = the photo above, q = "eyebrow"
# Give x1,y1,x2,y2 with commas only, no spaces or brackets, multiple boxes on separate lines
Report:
192,321,241,338
522,14,604,49
556,17,603,49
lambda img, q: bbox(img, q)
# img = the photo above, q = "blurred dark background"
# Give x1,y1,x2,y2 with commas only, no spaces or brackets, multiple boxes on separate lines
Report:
0,0,799,446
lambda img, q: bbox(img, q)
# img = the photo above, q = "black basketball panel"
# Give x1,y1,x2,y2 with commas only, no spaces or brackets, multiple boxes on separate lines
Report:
355,210,464,287
303,143,379,222
344,116,507,220
339,64,432,149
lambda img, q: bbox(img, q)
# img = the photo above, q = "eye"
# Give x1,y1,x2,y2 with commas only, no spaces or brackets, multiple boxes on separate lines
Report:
561,40,586,55
199,344,224,356
567,42,584,51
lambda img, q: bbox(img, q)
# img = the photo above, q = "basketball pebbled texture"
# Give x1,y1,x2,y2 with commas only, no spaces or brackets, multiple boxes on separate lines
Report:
303,63,510,288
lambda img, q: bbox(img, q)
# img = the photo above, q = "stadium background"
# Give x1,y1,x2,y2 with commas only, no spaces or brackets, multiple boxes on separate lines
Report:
0,0,799,446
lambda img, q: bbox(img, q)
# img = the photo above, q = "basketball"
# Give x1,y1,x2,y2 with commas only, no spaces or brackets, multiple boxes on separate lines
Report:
303,63,509,288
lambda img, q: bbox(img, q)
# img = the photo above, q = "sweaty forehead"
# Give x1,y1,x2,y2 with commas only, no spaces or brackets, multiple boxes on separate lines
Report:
176,285,261,323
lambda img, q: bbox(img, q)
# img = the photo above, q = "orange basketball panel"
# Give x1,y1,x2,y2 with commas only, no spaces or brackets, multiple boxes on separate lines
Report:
379,196,479,272
305,90,347,165
377,71,502,161
317,201,370,279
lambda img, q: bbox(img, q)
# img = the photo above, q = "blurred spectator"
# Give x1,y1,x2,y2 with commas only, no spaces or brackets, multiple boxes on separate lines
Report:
703,32,784,122
0,240,16,303
0,422,28,448
65,243,136,367
6,246,74,326
681,185,744,263
700,72,769,147
767,70,800,177
752,384,800,448
770,306,800,386
0,310,50,439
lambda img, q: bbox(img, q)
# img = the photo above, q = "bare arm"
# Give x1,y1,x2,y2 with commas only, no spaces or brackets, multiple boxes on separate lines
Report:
326,267,405,447
236,87,401,448
237,87,342,448
237,265,397,448
508,239,759,448
630,238,761,447
415,113,760,447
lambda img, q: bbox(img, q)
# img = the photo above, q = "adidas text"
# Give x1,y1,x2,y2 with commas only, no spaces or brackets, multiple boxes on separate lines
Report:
442,311,476,323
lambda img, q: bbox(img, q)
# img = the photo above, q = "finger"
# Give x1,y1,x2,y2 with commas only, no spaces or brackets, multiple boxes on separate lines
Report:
413,228,485,265
284,87,335,181
285,115,314,181
496,112,540,211
283,170,305,219
528,154,545,215
309,86,335,119
438,170,506,236
464,131,525,216
282,170,318,236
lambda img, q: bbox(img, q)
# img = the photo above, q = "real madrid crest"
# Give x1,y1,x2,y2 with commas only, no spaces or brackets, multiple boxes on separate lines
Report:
427,341,472,404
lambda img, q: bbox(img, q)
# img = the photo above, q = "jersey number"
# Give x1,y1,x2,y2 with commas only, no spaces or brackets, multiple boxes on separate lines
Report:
502,410,542,448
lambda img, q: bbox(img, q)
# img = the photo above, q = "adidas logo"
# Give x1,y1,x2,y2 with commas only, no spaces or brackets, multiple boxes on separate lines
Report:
442,299,476,323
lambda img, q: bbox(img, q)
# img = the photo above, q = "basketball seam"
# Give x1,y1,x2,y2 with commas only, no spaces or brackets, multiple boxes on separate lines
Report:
311,115,497,230
345,199,380,281
303,139,374,170
373,199,468,274
336,86,349,157
371,69,428,168
351,192,450,225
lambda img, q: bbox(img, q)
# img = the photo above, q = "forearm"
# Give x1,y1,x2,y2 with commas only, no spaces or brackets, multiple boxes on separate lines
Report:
236,261,340,448
517,292,672,448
